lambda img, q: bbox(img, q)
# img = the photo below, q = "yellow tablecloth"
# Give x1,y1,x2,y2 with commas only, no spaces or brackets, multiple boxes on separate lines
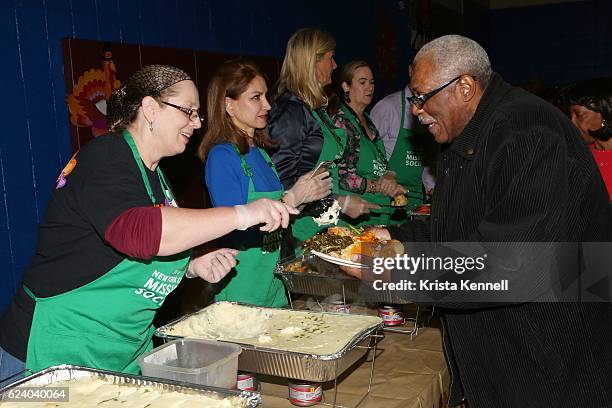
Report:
256,327,449,408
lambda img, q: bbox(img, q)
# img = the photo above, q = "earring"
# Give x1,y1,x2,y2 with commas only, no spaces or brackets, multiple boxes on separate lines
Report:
602,119,607,128
344,90,350,103
149,121,153,132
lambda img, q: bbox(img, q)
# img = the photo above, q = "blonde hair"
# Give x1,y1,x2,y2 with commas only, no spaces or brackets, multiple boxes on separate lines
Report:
277,28,336,110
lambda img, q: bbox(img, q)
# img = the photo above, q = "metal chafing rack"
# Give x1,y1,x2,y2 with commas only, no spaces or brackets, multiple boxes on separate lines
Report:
0,364,261,407
274,255,412,305
275,255,434,338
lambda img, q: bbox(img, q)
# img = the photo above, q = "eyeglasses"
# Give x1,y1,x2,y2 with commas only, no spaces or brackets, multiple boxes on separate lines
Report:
161,101,204,123
407,76,462,109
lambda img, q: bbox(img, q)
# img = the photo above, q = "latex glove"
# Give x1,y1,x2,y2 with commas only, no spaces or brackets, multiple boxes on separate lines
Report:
339,195,380,219
186,248,239,282
377,171,407,197
235,198,299,232
285,171,332,207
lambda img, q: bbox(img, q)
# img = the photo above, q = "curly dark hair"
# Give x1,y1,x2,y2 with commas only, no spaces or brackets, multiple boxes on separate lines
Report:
566,77,612,141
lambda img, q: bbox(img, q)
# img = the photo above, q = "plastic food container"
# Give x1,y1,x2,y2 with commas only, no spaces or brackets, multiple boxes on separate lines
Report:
138,338,241,389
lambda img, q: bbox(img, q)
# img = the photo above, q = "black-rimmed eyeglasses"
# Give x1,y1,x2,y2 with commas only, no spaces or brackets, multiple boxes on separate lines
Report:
407,76,462,109
162,101,204,123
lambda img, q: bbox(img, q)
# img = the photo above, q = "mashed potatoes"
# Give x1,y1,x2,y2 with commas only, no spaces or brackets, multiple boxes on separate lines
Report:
166,302,381,355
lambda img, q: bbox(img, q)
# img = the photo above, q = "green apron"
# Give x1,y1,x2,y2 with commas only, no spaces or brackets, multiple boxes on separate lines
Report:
386,90,425,223
214,146,287,308
291,109,346,243
25,131,191,374
338,104,391,227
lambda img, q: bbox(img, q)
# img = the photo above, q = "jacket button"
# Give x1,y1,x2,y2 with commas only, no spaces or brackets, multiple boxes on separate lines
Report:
467,148,474,155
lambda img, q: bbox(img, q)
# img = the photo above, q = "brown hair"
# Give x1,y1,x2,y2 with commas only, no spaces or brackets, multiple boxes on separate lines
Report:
198,59,276,160
338,60,370,87
327,60,372,114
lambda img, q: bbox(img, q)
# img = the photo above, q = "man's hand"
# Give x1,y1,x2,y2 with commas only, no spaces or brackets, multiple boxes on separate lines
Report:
187,248,238,282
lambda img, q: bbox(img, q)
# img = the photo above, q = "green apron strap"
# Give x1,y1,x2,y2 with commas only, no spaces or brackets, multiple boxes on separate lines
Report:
123,130,177,207
23,285,38,301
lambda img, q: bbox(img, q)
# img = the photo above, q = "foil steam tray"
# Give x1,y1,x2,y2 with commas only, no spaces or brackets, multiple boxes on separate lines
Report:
155,302,383,383
0,364,260,407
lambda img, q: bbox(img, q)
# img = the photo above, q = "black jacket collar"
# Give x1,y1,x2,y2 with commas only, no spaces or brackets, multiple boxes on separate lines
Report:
449,73,512,160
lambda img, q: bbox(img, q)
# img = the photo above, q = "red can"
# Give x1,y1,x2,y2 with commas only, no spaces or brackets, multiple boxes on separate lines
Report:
288,381,322,406
378,305,404,326
237,372,257,391
324,300,351,314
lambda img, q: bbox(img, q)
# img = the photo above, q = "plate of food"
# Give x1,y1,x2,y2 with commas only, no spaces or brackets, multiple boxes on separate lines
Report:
303,226,403,268
309,250,366,267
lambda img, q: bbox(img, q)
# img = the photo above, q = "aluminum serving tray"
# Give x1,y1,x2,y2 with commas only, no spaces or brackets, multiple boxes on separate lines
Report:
274,256,412,304
0,364,260,407
155,303,383,383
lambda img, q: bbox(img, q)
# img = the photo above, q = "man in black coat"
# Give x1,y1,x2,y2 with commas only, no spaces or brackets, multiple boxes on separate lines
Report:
346,35,612,407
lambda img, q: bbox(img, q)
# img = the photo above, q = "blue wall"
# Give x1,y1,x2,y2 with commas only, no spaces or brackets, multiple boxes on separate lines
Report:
0,0,412,314
487,0,612,85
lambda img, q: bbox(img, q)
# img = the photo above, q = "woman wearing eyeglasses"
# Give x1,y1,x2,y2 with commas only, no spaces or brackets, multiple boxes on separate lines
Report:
0,65,297,382
269,28,377,246
330,60,407,227
198,59,331,307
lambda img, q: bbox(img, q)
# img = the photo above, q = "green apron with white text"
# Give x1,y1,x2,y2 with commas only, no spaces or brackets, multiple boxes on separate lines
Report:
25,131,191,374
338,104,391,227
387,90,424,223
214,146,287,308
291,109,346,243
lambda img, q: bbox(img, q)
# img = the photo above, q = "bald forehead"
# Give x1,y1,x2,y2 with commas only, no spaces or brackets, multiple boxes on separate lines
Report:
410,56,441,94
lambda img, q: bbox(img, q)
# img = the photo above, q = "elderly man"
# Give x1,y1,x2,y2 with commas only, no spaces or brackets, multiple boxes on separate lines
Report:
350,35,611,407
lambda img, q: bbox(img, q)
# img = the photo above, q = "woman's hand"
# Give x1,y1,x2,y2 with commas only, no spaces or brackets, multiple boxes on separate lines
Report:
285,171,332,207
187,248,239,282
338,195,380,218
377,172,407,197
236,198,299,232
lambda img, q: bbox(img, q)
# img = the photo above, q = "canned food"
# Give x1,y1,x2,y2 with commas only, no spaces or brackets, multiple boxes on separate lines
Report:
237,372,257,391
324,300,351,314
378,305,404,326
288,381,323,406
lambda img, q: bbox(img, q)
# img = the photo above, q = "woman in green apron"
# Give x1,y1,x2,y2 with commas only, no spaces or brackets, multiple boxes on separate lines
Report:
269,29,375,247
0,65,297,381
199,60,331,307
331,61,406,227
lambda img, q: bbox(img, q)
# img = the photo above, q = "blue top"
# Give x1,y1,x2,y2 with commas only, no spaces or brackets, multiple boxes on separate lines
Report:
205,143,283,206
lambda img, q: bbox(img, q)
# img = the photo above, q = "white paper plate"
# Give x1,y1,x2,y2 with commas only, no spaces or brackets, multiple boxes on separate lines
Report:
310,250,369,268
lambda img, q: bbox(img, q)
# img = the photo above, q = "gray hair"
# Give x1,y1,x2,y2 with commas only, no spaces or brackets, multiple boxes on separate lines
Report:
415,35,492,86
